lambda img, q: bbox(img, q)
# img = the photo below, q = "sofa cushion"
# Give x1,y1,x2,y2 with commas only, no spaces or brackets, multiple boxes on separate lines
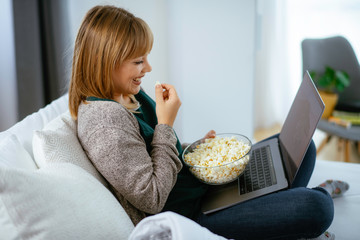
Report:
308,159,360,240
2,94,69,159
0,162,134,240
33,111,108,186
0,134,37,170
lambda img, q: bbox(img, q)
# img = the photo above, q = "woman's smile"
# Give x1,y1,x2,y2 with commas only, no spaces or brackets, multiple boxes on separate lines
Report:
133,76,144,85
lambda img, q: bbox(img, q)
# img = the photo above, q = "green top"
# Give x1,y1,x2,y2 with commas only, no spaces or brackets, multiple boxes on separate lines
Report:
87,90,208,220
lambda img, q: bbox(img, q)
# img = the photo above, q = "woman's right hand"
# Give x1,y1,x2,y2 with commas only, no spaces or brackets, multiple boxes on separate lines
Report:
155,83,181,127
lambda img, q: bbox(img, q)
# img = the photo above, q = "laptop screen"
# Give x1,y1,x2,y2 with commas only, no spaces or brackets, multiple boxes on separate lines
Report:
279,72,324,184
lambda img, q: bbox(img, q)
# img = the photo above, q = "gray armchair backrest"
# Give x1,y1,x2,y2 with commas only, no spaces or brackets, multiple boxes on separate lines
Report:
302,36,360,111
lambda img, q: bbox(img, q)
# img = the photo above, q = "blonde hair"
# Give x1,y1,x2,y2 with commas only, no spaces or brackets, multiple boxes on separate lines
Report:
68,5,153,119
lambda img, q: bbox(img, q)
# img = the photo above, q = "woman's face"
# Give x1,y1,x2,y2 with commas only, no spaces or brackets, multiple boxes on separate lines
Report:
112,54,152,100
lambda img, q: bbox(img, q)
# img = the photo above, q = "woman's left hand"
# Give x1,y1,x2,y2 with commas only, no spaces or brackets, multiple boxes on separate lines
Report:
204,130,216,139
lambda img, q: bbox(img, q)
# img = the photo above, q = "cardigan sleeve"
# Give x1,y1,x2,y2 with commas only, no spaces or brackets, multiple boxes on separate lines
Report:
78,102,182,214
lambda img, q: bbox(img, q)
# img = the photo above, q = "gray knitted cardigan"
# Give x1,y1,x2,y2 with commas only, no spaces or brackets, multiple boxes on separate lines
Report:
77,100,182,225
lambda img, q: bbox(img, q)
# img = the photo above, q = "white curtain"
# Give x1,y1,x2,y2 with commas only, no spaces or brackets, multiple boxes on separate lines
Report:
0,0,17,131
254,0,360,130
254,0,295,130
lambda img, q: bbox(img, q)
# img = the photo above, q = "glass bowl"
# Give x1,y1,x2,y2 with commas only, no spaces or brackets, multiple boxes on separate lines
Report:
182,133,252,185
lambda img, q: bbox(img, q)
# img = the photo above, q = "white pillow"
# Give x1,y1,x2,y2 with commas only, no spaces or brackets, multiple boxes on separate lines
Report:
0,134,37,170
129,211,227,240
0,162,134,240
33,111,108,186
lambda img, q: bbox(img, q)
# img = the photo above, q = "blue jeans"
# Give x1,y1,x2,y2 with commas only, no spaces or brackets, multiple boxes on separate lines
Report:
196,135,334,240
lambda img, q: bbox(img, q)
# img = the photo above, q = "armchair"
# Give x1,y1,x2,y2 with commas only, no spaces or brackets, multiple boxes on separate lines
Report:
302,36,360,162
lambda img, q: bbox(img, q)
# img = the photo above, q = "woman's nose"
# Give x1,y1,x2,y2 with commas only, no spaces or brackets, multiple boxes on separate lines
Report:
144,61,152,73
142,56,152,73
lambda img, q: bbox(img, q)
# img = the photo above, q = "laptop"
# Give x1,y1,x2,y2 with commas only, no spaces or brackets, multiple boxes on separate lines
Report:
201,71,325,214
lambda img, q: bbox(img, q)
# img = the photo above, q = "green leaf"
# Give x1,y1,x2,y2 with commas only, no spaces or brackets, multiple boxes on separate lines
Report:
335,82,345,92
335,71,350,88
325,66,335,77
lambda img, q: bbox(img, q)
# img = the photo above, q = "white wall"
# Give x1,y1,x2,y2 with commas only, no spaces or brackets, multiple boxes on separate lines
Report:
168,0,255,143
0,0,18,131
67,0,256,143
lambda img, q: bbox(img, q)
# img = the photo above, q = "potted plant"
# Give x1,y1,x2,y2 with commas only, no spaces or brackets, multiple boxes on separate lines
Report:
310,66,350,119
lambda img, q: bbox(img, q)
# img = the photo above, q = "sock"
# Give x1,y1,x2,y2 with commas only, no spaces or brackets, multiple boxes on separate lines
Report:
317,231,335,240
303,231,335,240
319,179,349,198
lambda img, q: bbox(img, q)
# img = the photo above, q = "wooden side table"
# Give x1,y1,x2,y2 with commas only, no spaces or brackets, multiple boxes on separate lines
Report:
316,119,360,162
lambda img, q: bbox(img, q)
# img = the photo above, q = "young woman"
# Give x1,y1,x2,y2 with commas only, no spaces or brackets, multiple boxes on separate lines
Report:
69,5,345,240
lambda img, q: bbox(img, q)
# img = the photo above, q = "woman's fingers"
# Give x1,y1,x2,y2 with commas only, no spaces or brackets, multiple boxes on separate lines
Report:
155,83,165,103
204,130,216,139
154,83,181,127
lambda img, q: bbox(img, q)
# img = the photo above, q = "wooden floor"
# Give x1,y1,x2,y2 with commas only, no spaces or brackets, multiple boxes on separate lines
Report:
253,123,282,142
254,123,360,164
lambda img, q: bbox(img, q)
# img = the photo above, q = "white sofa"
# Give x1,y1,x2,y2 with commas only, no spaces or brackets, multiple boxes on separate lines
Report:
0,94,359,240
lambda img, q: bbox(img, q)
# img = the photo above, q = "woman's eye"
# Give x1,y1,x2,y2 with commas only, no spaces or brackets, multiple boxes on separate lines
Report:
134,61,144,65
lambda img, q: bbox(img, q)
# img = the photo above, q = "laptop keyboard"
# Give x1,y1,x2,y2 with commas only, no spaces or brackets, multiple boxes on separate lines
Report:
239,146,277,194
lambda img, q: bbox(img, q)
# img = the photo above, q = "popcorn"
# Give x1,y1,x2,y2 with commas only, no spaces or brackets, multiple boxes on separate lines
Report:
184,136,251,184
